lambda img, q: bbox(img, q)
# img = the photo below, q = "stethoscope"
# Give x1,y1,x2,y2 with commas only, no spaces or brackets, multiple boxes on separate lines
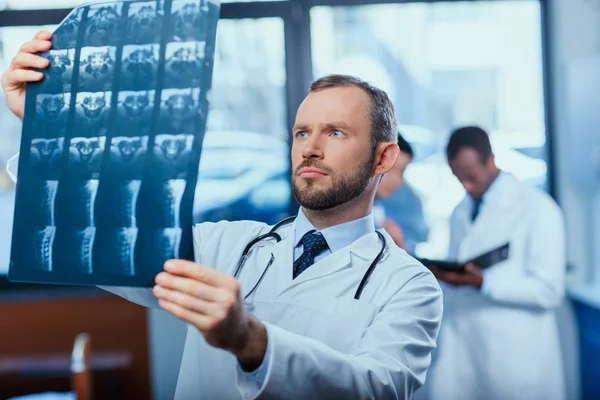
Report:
233,216,387,300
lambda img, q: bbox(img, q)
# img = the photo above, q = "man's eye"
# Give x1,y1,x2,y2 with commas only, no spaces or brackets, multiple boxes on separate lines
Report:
331,130,345,138
296,131,308,139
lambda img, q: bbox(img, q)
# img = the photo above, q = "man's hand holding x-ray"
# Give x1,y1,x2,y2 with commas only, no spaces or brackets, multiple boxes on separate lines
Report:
153,259,268,370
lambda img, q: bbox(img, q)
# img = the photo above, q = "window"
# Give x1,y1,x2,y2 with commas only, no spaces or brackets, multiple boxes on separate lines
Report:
196,17,291,226
427,2,497,22
311,1,546,258
207,18,287,140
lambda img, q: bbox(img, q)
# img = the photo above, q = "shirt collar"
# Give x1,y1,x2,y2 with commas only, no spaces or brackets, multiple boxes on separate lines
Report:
472,170,507,206
294,207,375,253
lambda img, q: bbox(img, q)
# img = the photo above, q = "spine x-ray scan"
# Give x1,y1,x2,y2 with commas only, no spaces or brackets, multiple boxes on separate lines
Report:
10,0,220,287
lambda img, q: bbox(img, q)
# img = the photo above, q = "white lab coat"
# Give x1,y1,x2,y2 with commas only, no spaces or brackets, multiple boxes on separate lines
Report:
7,153,443,399
105,220,443,399
421,172,566,400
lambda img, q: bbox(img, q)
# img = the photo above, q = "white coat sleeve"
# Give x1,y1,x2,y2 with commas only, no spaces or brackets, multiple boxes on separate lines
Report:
447,207,462,260
248,270,443,400
99,286,160,308
480,199,566,310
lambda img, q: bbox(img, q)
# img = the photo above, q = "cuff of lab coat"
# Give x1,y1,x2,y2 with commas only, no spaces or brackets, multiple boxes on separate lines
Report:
235,323,274,400
480,268,494,295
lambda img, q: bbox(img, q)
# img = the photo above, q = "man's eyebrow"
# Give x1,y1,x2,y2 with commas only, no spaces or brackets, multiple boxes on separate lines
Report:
292,124,309,131
322,121,353,131
292,121,354,132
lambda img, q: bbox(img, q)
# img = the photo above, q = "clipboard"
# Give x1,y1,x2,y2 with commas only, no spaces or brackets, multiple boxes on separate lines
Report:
417,243,510,273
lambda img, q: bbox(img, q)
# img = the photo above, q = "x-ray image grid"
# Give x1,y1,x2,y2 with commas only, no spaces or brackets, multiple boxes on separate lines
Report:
10,0,220,287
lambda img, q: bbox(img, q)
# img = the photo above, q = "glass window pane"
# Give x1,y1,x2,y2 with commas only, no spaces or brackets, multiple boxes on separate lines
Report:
197,17,290,226
311,1,546,258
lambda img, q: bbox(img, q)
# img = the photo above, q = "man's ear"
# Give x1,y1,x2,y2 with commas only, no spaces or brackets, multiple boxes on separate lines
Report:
373,142,400,177
487,153,496,169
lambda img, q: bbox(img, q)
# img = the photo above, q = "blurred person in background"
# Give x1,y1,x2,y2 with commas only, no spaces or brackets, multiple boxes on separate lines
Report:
374,132,429,254
421,126,566,400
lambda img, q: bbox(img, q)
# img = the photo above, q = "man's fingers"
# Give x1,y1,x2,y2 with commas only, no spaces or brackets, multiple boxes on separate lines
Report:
35,30,52,40
11,53,49,70
158,299,215,330
445,272,462,283
434,270,459,284
2,69,44,87
164,259,240,290
464,263,477,272
154,286,224,317
19,38,52,55
155,272,233,303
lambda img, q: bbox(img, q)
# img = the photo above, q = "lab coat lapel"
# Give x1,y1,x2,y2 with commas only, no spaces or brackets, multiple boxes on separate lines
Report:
239,235,280,300
460,174,520,259
349,231,387,270
270,232,295,297
276,231,383,298
276,241,352,298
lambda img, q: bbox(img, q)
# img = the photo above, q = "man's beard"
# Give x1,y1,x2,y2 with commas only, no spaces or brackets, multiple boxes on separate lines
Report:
291,154,375,211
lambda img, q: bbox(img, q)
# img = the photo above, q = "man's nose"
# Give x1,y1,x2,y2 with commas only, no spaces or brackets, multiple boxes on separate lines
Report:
302,134,324,159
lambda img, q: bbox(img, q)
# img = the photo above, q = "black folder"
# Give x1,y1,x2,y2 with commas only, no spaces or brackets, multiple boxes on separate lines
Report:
417,242,510,273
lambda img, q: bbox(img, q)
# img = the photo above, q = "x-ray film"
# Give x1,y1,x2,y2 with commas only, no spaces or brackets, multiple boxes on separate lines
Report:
10,0,220,287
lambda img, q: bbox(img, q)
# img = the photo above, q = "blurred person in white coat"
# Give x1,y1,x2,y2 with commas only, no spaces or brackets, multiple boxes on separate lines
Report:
423,126,566,400
3,31,443,400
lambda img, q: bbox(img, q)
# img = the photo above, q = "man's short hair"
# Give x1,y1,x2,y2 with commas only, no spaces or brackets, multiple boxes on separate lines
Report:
446,126,493,162
397,132,413,158
309,74,398,150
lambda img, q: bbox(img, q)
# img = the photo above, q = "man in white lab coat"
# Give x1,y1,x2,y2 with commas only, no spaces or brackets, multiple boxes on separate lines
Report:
424,126,566,400
3,31,443,399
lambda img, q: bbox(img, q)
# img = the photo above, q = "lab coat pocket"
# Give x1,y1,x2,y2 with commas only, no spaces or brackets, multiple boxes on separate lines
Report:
313,297,379,353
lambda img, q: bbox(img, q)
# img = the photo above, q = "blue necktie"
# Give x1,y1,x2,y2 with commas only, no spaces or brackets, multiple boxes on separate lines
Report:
293,230,329,279
472,199,482,221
